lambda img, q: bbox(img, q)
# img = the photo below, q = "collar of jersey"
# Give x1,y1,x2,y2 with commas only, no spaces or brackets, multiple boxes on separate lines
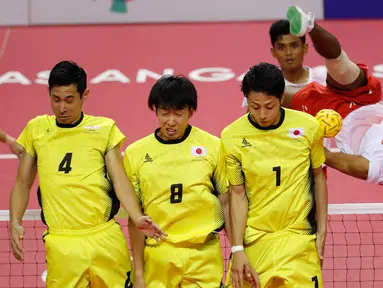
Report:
247,108,285,131
56,112,84,128
154,125,192,144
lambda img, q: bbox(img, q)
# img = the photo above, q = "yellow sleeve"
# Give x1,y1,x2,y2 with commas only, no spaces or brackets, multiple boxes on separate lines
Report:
310,124,326,169
123,149,142,205
221,135,245,186
106,122,126,152
212,141,229,195
16,120,36,158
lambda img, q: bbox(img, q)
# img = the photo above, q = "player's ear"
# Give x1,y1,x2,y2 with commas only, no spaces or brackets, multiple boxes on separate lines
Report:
303,43,308,55
280,93,286,105
82,89,90,100
188,108,194,118
271,47,277,58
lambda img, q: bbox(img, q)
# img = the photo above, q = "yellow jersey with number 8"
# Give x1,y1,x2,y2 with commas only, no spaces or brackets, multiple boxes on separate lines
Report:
123,125,228,245
17,113,125,231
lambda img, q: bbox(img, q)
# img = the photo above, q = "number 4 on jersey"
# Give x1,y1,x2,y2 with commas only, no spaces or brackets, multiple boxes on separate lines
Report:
58,153,73,174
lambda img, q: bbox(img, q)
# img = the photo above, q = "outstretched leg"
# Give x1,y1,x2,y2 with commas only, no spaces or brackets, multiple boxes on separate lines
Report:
287,6,365,90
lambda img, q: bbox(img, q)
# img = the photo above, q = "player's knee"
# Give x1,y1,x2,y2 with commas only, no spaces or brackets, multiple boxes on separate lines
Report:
325,50,360,86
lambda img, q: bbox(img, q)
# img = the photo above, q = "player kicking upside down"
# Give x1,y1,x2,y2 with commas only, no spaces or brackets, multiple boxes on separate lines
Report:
9,61,166,287
286,6,383,185
124,75,230,287
221,63,328,288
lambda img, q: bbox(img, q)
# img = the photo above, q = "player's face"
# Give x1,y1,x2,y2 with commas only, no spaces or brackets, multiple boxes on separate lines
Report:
271,35,308,71
50,85,89,125
156,107,193,141
247,91,284,128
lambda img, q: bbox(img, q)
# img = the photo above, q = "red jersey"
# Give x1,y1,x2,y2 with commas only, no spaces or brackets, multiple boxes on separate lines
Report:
291,64,382,119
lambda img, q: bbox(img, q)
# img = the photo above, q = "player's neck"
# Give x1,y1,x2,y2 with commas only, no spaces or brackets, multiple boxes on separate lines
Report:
282,66,308,84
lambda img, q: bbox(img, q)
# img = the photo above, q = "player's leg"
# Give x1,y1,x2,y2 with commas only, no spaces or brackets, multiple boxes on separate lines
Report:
181,234,224,288
287,6,364,90
89,221,134,287
43,233,90,288
144,242,184,288
275,233,323,287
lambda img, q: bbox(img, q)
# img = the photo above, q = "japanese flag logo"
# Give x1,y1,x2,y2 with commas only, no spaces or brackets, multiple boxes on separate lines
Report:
191,146,207,156
289,128,304,138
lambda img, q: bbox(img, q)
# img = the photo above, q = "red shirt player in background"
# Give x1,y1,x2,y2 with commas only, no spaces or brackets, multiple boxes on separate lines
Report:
283,6,383,186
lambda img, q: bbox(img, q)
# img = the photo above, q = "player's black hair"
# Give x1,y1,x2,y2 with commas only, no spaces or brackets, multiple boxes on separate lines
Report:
269,19,306,46
48,61,87,96
148,75,198,111
241,63,285,99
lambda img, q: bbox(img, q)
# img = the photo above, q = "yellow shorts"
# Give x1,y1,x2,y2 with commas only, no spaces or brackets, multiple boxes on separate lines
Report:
144,233,224,288
225,233,323,288
43,219,133,288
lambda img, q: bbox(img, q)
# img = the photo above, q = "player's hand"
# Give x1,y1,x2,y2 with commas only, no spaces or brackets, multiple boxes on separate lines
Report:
134,215,168,242
10,222,25,261
316,232,326,268
6,135,24,158
231,251,260,288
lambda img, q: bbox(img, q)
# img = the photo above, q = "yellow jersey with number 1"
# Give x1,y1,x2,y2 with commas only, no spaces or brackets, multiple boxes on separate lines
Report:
221,108,325,245
17,113,125,231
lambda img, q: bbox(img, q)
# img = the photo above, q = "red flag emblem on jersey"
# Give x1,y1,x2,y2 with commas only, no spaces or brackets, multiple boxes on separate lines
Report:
191,146,207,156
289,128,304,138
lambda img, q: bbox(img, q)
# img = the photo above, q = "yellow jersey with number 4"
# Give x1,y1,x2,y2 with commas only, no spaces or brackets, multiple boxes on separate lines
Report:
17,113,125,231
123,125,228,245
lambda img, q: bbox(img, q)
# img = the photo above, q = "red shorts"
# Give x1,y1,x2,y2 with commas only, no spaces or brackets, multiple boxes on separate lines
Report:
291,64,382,119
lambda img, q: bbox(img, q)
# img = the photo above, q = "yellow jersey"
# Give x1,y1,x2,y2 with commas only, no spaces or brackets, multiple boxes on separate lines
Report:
123,125,228,245
221,108,325,245
17,113,125,231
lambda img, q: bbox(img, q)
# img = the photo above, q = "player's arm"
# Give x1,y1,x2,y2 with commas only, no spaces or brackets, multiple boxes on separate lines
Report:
214,142,231,242
221,138,259,288
312,166,328,267
105,145,167,241
123,150,146,285
0,129,24,157
310,126,328,266
128,218,146,285
324,148,369,180
9,152,37,261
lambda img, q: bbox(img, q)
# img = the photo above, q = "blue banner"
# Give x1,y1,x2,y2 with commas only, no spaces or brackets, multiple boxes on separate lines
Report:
324,0,383,19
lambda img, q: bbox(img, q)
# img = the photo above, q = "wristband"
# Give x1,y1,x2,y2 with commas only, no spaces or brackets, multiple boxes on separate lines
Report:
231,245,244,253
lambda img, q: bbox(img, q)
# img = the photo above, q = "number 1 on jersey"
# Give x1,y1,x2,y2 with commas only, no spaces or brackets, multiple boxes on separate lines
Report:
58,153,73,174
170,183,183,204
272,166,281,186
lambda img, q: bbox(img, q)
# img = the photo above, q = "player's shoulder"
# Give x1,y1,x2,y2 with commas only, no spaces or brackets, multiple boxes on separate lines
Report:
221,114,249,139
83,114,117,127
125,132,156,154
25,114,56,129
190,126,220,144
284,108,320,129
